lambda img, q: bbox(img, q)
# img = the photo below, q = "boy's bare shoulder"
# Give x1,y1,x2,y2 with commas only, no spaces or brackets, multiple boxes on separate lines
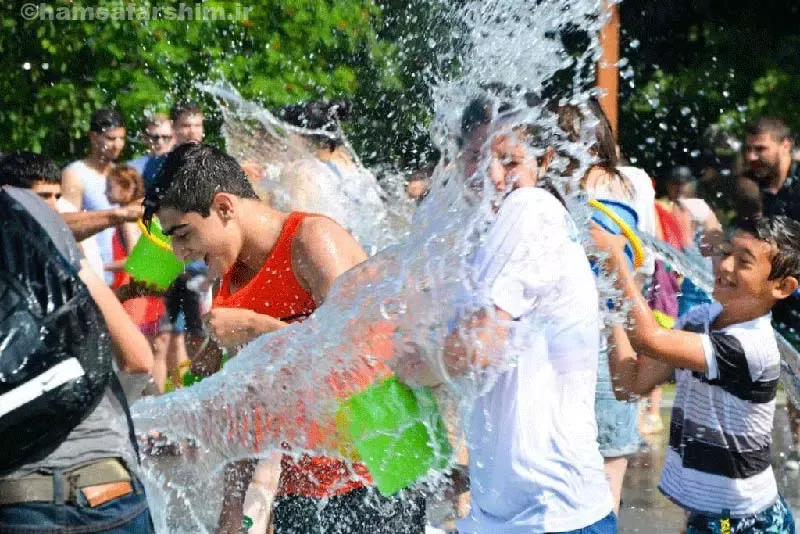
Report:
295,215,349,243
293,215,366,261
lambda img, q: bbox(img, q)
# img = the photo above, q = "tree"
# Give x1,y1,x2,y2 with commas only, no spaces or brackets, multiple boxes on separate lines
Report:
0,0,401,164
618,0,800,185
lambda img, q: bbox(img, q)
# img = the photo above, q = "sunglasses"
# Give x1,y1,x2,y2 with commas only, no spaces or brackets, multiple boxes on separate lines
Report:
145,133,173,142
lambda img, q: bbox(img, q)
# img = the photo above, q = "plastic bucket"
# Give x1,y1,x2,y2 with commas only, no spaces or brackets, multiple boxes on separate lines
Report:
335,375,452,496
589,198,645,272
124,218,186,290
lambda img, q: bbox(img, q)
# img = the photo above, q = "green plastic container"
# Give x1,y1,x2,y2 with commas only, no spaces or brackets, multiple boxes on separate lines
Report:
124,218,186,290
336,375,453,496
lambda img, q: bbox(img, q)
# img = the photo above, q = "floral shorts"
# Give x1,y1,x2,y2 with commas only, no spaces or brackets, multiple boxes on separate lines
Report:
686,495,795,534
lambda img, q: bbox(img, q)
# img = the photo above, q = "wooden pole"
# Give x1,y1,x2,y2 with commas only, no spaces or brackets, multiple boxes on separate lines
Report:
597,0,620,139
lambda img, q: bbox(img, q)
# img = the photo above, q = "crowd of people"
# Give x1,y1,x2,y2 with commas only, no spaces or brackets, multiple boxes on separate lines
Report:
1,92,800,534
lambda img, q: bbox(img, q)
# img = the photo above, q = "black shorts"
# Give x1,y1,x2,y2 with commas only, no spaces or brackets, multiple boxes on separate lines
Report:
272,487,426,534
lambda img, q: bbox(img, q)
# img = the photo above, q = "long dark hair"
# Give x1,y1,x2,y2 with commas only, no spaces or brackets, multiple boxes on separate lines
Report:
554,98,633,198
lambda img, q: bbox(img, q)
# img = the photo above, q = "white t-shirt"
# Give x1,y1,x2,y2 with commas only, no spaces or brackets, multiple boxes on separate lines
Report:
458,188,612,533
680,197,713,227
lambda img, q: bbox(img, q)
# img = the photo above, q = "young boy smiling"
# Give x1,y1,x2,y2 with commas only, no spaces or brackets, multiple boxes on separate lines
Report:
593,216,800,533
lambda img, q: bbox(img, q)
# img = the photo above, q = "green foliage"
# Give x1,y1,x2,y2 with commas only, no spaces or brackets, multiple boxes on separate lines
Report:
0,0,411,164
619,0,800,181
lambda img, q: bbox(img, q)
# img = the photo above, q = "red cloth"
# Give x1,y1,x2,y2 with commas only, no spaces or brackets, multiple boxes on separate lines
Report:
112,230,165,331
655,202,686,250
213,212,376,499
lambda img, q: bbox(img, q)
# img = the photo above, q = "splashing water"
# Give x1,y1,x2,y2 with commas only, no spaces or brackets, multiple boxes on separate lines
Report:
128,0,800,531
130,1,620,531
198,82,414,255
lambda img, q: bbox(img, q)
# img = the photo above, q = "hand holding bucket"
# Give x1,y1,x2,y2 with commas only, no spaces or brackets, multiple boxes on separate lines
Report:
589,198,645,272
125,217,186,290
335,375,453,496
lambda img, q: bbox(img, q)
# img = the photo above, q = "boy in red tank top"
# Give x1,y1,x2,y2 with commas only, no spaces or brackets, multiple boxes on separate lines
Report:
143,143,426,534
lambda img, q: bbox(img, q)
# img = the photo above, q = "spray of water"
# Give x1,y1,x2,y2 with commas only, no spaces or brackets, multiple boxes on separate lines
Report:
199,82,414,255
133,0,783,531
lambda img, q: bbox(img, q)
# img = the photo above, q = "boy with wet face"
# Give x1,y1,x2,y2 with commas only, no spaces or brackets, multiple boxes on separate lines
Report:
396,96,615,533
144,143,426,534
596,216,800,532
457,96,551,200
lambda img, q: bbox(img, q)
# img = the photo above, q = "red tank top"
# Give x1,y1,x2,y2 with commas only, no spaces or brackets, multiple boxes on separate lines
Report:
212,212,373,498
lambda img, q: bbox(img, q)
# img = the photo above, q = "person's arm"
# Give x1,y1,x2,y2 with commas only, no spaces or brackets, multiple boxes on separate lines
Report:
203,308,287,350
104,259,126,272
591,226,709,373
608,325,674,400
61,167,84,210
78,259,154,374
120,219,141,252
61,204,143,241
395,307,513,387
200,218,366,362
292,216,368,305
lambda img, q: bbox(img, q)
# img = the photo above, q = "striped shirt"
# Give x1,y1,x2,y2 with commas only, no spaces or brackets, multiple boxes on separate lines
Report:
659,302,780,518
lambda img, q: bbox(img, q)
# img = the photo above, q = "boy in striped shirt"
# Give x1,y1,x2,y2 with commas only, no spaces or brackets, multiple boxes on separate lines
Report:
592,216,800,533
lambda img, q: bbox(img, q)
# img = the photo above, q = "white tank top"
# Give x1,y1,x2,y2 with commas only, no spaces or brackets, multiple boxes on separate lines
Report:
64,160,116,284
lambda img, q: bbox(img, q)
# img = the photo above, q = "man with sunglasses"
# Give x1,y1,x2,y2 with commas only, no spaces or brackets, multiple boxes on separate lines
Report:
129,113,175,189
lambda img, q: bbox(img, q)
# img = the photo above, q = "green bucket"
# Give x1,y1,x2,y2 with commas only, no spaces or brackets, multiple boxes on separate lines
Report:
335,375,453,496
125,218,186,290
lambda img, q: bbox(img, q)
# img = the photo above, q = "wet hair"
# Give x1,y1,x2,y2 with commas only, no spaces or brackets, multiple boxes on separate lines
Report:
735,215,800,282
143,143,258,225
459,97,494,147
587,98,618,169
744,117,791,143
555,99,632,197
458,92,567,207
555,99,619,169
90,108,126,133
459,90,543,148
108,165,144,202
278,100,351,150
279,100,351,131
170,101,203,123
0,151,60,188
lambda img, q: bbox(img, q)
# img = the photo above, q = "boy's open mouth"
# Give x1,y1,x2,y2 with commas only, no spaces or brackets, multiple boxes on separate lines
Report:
715,275,735,289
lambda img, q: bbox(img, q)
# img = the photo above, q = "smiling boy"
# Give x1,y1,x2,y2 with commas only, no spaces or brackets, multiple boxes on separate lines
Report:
595,216,800,533
143,142,426,534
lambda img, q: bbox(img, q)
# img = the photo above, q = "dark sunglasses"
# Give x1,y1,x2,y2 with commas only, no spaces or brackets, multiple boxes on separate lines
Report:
145,133,173,142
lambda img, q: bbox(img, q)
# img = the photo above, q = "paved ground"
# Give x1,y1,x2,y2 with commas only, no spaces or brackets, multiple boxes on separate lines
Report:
620,401,800,532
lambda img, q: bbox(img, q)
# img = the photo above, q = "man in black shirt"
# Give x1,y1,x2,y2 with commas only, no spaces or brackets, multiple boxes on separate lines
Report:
737,118,800,221
737,117,800,470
